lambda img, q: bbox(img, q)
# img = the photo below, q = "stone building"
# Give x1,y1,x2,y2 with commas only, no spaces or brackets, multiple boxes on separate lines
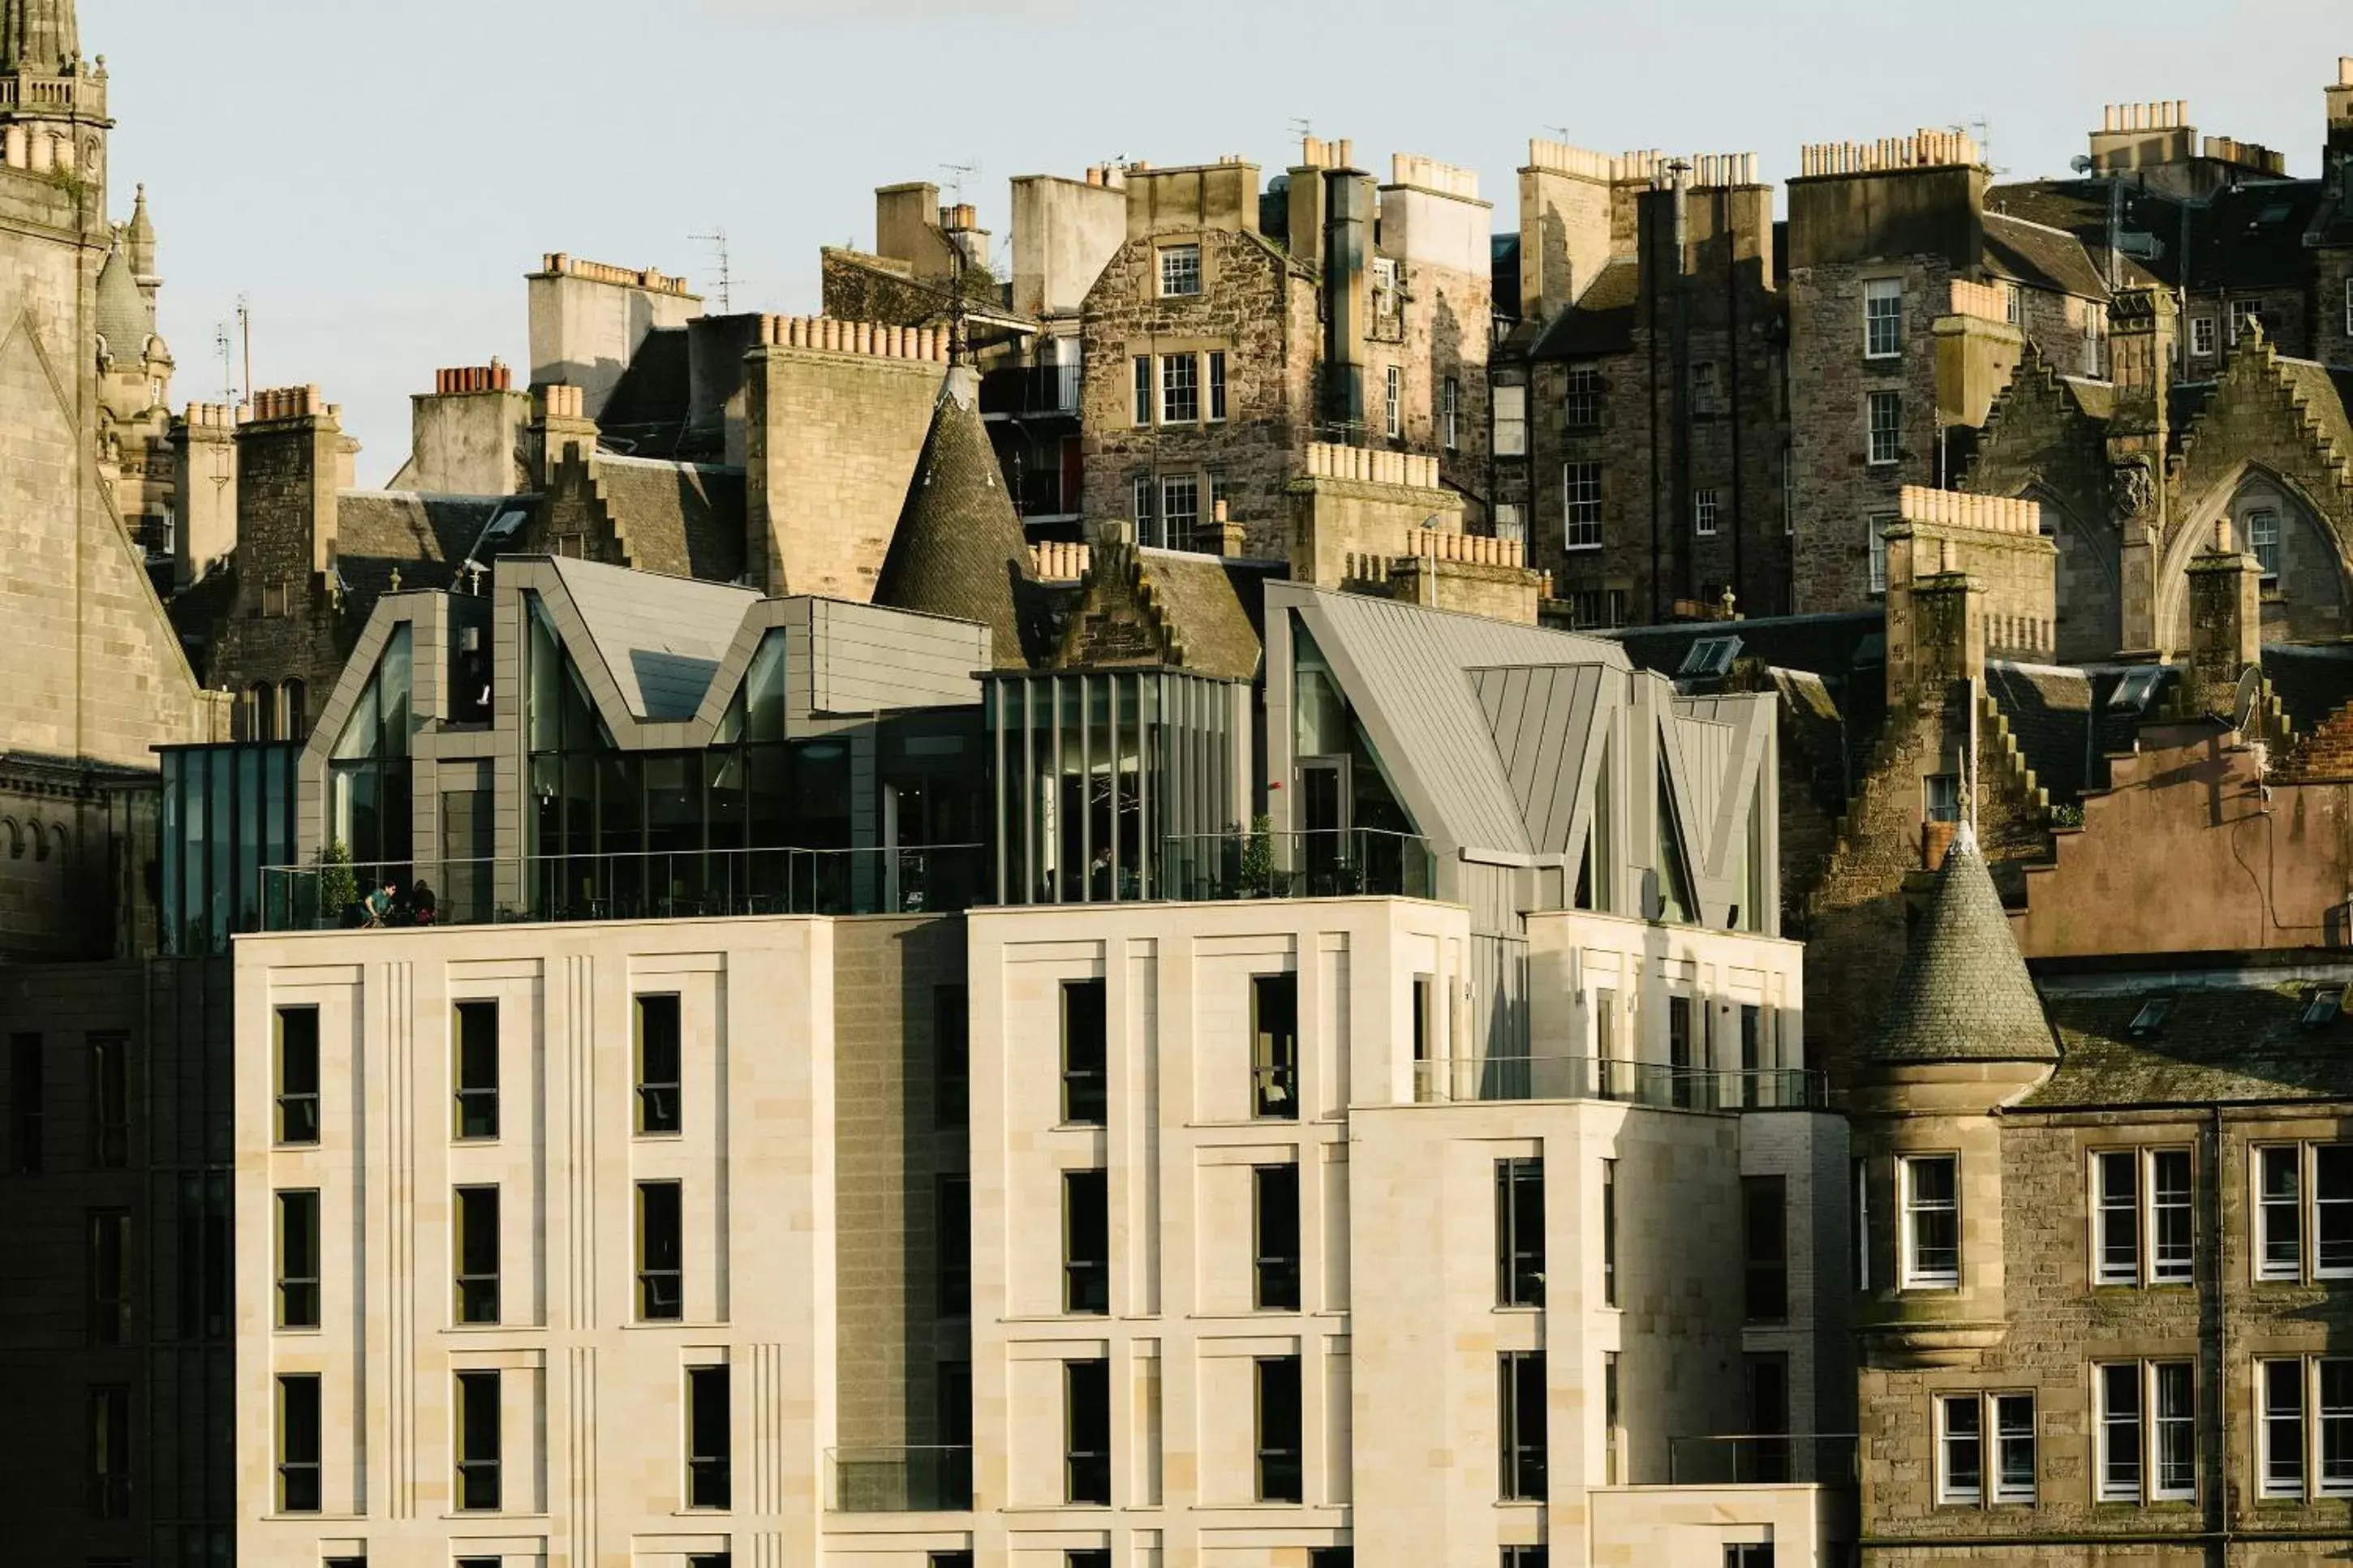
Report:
1506,144,1793,627
93,183,174,561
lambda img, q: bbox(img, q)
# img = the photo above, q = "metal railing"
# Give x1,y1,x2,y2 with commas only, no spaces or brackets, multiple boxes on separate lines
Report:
1159,828,1438,904
1412,1055,1825,1111
1667,1433,1858,1487
827,1446,974,1513
259,845,989,931
979,363,1082,419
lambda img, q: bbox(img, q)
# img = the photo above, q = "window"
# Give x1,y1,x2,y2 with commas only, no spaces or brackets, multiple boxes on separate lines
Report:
1159,354,1199,424
2248,508,2280,581
11,1032,41,1172
81,1383,128,1519
76,1209,131,1351
2003,282,2023,325
1747,1355,1791,1482
1868,512,1896,595
1865,277,1903,358
2230,298,2263,345
1207,351,1227,423
88,1034,127,1168
1744,1175,1788,1321
1132,356,1152,425
1495,502,1525,544
937,1174,970,1316
2263,1357,2307,1498
1900,1154,1960,1289
1159,243,1201,298
933,985,969,1130
1496,1158,1545,1307
1564,462,1602,550
454,999,498,1141
276,1007,318,1145
1925,774,1961,824
1602,1158,1619,1306
456,1185,501,1324
1064,1168,1108,1314
455,1369,501,1511
1723,1551,1772,1568
1691,362,1720,415
2255,1143,2353,1282
1495,384,1527,456
1938,1391,2035,1505
1069,1555,1110,1568
1131,473,1153,531
1853,1158,1872,1293
1370,256,1399,317
2097,1148,2194,1287
686,1364,731,1509
1160,473,1199,548
1499,1351,1548,1500
277,1190,319,1329
1667,994,1694,1106
1065,1357,1112,1505
2261,1356,2353,1499
2187,315,2217,358
1254,1162,1301,1311
277,1373,321,1513
1251,973,1301,1119
1867,390,1902,466
1501,1553,1548,1568
637,1179,682,1321
1693,487,1720,537
636,994,682,1136
2097,1360,2196,1502
1443,377,1461,449
1385,365,1401,440
1603,1351,1621,1481
1061,979,1107,1125
1564,365,1603,428
1256,1355,1304,1502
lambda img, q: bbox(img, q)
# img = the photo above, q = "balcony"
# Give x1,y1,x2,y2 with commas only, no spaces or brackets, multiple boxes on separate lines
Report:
827,1446,974,1513
1159,829,1438,904
1412,1055,1825,1111
979,363,1082,420
258,845,988,932
1667,1433,1858,1487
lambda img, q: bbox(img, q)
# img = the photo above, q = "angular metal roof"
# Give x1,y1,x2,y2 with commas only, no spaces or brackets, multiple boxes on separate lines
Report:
544,553,758,722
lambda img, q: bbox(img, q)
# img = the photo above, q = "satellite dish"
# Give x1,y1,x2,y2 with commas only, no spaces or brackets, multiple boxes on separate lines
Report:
2233,664,2265,733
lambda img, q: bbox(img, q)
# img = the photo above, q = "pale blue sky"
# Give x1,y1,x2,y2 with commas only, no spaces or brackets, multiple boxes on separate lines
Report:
91,0,2348,482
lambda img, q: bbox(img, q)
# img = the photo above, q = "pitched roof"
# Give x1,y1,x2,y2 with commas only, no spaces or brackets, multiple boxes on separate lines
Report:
592,456,746,583
2024,979,2353,1109
1983,661,2174,805
1981,211,2109,302
2260,644,2353,735
334,492,505,616
596,325,694,454
1528,257,1640,360
544,553,758,722
1869,831,2058,1066
1129,549,1269,681
2187,181,2326,290
873,373,1041,670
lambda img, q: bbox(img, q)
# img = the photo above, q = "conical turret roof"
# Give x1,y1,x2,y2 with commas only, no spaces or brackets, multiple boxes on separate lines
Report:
1868,825,2058,1066
872,368,1039,669
126,183,157,279
93,232,149,359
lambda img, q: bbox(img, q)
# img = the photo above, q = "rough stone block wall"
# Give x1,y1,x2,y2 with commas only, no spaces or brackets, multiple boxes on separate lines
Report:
1963,355,2124,662
1789,259,1951,612
744,346,945,599
204,420,351,711
1081,227,1315,559
0,166,220,770
2317,249,2353,370
832,917,969,1454
1375,252,1492,520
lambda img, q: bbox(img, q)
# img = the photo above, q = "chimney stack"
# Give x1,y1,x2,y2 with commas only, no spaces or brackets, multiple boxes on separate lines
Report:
2184,517,2262,716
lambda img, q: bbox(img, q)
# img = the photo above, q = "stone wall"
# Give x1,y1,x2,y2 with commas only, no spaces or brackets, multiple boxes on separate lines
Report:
742,321,949,599
204,397,352,716
1962,350,2125,661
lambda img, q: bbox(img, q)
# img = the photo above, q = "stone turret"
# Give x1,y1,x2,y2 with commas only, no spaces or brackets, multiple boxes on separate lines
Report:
125,179,155,286
1,0,78,73
1852,827,2055,1369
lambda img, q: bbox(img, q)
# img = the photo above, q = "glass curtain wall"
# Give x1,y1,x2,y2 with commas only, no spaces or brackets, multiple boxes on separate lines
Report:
326,624,415,879
161,743,300,952
988,670,1241,905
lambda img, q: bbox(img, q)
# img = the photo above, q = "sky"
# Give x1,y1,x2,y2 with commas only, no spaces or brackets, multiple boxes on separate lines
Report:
92,0,2350,484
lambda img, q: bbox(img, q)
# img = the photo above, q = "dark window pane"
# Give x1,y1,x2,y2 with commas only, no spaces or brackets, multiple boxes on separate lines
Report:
1744,1176,1788,1321
1062,980,1106,1125
934,984,970,1130
1497,1158,1545,1307
277,1190,319,1330
1065,1169,1109,1314
456,1186,500,1325
276,1008,319,1146
637,994,682,1135
687,1364,732,1509
456,1370,501,1510
454,1000,499,1140
88,1034,129,1168
87,1209,131,1346
639,1181,683,1321
1500,1351,1548,1499
937,1175,971,1317
1256,1355,1304,1502
1253,974,1298,1119
13,1032,45,1172
1255,1163,1302,1311
277,1375,322,1513
1065,1359,1111,1505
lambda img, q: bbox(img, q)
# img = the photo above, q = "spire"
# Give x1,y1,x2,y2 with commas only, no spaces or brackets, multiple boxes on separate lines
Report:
126,182,157,282
871,373,1040,670
1866,832,2058,1068
1,0,79,75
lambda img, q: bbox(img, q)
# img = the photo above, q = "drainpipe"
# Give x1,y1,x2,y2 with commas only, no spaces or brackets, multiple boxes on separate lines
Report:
2207,1101,2230,1567
1669,161,1695,609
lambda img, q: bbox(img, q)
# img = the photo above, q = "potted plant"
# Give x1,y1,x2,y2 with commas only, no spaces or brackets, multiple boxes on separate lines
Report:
317,840,359,929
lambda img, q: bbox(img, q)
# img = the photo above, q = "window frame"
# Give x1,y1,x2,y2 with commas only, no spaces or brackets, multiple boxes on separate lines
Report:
87,1207,131,1346
1060,978,1108,1127
1495,1156,1545,1308
1864,277,1904,359
454,1183,501,1325
1250,972,1299,1119
1254,1161,1303,1312
1207,350,1228,423
1866,390,1903,466
2089,1146,2195,1290
1868,512,1897,595
636,1178,683,1322
1062,1166,1109,1316
1132,356,1152,425
1742,1174,1788,1322
1935,1390,2036,1506
1160,472,1200,548
1254,1354,1305,1504
454,1368,503,1513
2261,1355,2308,1499
274,1007,320,1148
1159,243,1202,299
2257,1142,2353,1283
1564,364,1603,429
1065,1356,1112,1506
277,1373,322,1514
1601,1157,1619,1307
1498,1349,1548,1501
2230,298,2262,346
2247,507,2281,582
1563,462,1602,551
1384,364,1401,440
276,1188,320,1330
2191,316,2217,358
2097,1359,2196,1504
88,1033,128,1168
686,1362,733,1510
936,1173,971,1317
635,993,682,1137
2257,1142,2304,1281
1693,487,1721,538
1494,383,1528,457
1443,376,1461,450
453,999,499,1142
1159,352,1200,425
1899,1153,1961,1291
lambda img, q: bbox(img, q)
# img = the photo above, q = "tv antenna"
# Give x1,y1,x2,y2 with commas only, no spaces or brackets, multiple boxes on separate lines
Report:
940,160,979,201
1955,118,2000,174
690,228,733,311
213,319,234,406
234,294,252,402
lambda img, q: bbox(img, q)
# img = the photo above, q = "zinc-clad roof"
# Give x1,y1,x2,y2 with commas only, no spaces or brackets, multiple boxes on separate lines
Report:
2025,982,2353,1109
546,553,758,722
1869,832,2058,1066
1300,589,1627,855
1471,664,1610,856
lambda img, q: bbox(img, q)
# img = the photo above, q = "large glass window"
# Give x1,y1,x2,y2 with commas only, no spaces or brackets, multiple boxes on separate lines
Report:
329,624,414,875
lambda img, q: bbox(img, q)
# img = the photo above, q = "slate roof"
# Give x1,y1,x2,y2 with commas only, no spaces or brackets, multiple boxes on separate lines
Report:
1982,212,2109,302
2259,643,2353,735
2272,359,2353,465
93,239,150,354
597,326,694,456
544,554,757,722
1983,661,2174,805
1869,831,2058,1065
1529,257,1640,360
1131,550,1269,682
2024,979,2353,1109
594,456,746,584
2187,181,2327,291
873,376,1042,670
334,492,505,617
1986,179,2172,289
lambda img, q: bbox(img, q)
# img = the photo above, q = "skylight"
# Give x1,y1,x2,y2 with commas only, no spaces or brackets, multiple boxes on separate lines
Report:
1679,636,1742,681
2300,989,2344,1030
2127,997,2173,1038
